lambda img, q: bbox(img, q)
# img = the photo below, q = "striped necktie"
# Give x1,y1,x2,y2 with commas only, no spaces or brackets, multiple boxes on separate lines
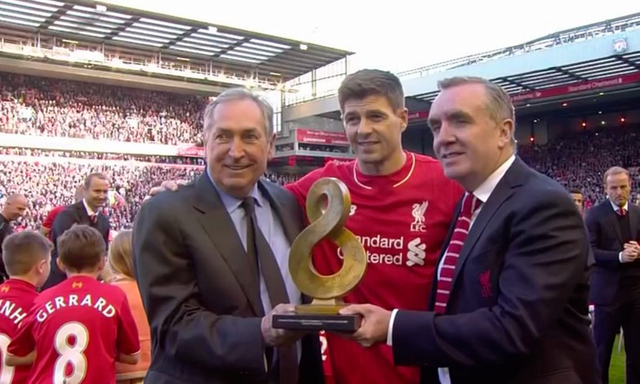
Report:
434,193,482,314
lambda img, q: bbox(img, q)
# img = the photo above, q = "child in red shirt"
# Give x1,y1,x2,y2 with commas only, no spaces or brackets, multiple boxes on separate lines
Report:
7,225,140,384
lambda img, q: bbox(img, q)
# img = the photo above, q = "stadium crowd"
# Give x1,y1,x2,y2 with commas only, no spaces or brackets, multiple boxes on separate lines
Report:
0,151,302,231
519,128,640,208
0,147,205,165
0,72,207,145
3,126,638,233
0,159,202,231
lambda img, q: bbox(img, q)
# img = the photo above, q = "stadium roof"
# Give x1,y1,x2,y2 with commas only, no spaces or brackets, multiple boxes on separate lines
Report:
401,12,640,102
412,51,640,103
0,0,353,81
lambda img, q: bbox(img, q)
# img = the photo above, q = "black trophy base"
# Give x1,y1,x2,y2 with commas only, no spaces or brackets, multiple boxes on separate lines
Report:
272,313,361,332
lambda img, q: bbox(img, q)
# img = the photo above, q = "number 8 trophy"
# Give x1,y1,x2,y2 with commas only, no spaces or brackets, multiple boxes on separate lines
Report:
273,177,367,332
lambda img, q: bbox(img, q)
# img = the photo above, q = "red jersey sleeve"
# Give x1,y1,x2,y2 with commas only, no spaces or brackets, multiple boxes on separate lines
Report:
116,297,141,356
7,312,35,357
284,167,325,210
42,206,63,230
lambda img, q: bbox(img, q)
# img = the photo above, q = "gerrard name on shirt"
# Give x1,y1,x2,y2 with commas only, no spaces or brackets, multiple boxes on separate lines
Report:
36,294,117,322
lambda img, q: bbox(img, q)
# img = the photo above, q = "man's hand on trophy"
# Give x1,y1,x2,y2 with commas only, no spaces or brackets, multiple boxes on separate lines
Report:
261,304,305,346
143,180,187,203
339,304,391,347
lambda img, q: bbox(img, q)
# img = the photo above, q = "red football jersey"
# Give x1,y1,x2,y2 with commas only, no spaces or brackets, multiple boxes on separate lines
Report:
0,279,39,384
286,151,463,384
8,276,140,384
42,206,66,239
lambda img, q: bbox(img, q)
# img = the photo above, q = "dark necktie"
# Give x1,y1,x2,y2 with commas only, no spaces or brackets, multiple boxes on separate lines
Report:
241,197,298,384
90,213,98,225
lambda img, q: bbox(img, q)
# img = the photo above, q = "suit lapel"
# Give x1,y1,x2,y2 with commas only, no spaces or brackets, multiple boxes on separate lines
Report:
75,201,89,223
607,205,624,245
193,175,263,316
451,159,523,288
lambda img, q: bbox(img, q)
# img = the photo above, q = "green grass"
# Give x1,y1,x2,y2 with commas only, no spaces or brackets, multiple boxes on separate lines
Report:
610,335,626,384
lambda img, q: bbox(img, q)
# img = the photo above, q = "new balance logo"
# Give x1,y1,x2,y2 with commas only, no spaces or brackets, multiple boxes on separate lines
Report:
410,201,428,232
406,238,426,266
0,286,9,293
72,282,83,288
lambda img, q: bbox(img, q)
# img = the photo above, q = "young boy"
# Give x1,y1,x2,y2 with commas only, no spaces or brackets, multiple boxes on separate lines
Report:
0,230,52,383
6,225,140,384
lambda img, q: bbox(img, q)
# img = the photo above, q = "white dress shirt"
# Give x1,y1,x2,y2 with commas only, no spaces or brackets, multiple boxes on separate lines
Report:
387,155,516,384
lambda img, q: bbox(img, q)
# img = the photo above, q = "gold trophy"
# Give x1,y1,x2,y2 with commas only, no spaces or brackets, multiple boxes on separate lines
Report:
273,178,367,332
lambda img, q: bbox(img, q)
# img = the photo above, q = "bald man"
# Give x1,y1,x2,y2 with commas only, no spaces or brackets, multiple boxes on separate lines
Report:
0,194,28,280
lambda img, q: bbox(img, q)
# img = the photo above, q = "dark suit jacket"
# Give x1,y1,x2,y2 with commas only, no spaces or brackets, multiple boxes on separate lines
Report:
132,175,323,384
392,158,599,384
585,200,640,305
43,201,110,289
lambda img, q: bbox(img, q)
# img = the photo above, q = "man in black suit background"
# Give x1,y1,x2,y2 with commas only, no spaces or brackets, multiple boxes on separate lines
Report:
341,76,597,383
586,166,640,384
43,172,110,289
0,193,28,281
133,88,322,384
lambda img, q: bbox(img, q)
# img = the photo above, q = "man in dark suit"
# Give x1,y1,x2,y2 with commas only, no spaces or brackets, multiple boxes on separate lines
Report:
0,193,28,281
43,173,110,289
586,166,640,384
341,76,598,384
133,88,322,384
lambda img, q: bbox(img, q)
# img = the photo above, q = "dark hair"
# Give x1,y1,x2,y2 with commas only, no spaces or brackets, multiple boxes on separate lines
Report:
2,231,52,276
57,225,106,272
338,69,404,112
569,188,582,195
84,173,108,189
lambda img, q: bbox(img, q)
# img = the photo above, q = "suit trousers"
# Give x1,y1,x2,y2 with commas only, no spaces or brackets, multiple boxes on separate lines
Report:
594,278,640,384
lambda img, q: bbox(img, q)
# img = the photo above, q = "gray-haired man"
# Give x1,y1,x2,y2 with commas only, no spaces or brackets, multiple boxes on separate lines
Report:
133,88,323,384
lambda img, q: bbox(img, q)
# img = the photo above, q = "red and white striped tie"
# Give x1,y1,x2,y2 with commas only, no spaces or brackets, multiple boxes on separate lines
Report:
434,192,482,314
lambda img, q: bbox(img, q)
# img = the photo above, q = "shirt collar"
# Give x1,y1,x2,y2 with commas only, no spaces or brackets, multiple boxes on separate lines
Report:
609,199,629,213
83,199,96,216
472,155,516,203
207,168,263,213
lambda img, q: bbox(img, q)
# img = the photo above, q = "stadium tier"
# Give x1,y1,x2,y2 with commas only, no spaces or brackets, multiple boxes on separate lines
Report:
0,72,207,145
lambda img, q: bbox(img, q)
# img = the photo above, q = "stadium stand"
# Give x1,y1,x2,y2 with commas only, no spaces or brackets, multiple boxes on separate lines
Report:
0,71,636,233
0,152,301,232
0,147,205,165
0,72,207,145
519,127,640,209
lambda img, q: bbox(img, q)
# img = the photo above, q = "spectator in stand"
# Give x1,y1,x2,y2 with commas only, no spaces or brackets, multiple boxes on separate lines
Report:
43,173,111,289
0,193,28,281
569,187,585,217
